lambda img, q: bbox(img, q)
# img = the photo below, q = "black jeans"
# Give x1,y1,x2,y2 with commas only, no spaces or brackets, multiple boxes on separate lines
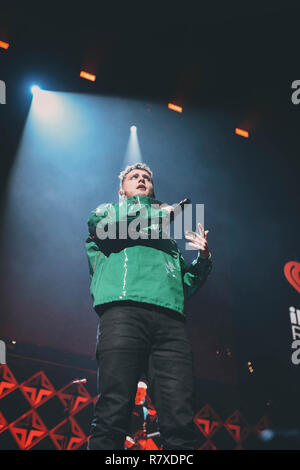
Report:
88,301,199,450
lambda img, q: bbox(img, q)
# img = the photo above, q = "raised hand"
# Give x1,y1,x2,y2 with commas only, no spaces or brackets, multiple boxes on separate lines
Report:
185,222,210,259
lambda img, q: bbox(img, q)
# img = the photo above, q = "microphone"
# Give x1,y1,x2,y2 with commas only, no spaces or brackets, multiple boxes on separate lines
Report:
170,198,191,222
72,378,87,384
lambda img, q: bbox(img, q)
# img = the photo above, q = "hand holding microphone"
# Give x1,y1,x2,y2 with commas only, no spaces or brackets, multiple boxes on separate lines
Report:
160,198,191,221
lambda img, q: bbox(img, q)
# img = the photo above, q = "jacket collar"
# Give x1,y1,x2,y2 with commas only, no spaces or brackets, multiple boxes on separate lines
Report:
126,195,162,206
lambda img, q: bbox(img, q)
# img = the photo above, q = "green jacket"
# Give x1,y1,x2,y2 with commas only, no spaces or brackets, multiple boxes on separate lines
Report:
85,195,212,316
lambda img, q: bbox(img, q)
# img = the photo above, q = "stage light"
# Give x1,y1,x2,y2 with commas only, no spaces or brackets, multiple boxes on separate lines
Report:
80,70,96,82
260,429,274,442
235,128,249,138
31,89,62,120
0,40,10,50
31,85,41,95
168,103,183,113
123,124,142,165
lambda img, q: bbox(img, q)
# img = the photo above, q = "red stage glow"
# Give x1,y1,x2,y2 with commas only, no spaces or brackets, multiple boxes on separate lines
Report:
0,364,271,450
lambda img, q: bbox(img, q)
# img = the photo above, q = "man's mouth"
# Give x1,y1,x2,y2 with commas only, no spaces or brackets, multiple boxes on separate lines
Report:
137,185,146,190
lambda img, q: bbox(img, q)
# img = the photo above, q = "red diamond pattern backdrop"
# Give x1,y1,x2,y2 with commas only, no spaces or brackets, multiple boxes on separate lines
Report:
49,416,87,450
0,411,8,434
224,410,250,443
0,364,270,450
194,404,223,438
20,371,56,408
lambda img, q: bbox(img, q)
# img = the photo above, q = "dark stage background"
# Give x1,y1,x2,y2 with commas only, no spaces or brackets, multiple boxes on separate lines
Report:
0,2,300,448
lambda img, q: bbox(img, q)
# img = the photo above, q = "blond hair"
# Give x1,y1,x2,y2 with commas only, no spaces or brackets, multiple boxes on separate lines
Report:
118,163,153,190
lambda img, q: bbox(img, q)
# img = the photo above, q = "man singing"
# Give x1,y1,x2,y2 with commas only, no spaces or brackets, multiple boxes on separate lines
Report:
85,163,212,450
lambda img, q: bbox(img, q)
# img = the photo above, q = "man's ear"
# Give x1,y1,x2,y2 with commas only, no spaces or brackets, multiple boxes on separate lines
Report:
119,189,125,199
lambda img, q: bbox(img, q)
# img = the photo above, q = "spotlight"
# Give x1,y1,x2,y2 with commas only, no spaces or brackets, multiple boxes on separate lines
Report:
31,85,41,95
31,90,62,120
259,429,274,442
235,128,249,138
168,103,183,113
130,126,137,132
80,71,96,82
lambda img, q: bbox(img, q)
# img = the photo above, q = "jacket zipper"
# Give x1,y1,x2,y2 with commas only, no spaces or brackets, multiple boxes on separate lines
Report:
93,252,102,273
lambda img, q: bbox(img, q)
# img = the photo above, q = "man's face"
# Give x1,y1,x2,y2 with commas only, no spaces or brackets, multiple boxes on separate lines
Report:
120,168,154,198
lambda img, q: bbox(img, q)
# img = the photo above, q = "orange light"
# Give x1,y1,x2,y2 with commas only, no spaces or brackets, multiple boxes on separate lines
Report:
235,128,249,138
168,103,183,113
80,70,96,82
0,41,10,50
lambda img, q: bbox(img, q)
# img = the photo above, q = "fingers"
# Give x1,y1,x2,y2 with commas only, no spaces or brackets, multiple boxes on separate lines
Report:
188,242,200,249
185,229,208,242
185,225,210,253
185,230,198,241
198,222,205,238
185,234,201,248
188,240,208,250
198,223,210,240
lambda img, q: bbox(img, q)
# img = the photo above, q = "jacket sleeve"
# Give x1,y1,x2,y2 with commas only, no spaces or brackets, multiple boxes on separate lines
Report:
180,251,212,300
85,235,102,281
